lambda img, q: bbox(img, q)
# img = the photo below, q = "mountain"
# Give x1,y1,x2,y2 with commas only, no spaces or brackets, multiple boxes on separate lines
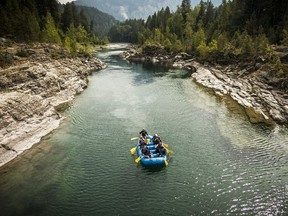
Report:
77,6,117,38
75,0,222,21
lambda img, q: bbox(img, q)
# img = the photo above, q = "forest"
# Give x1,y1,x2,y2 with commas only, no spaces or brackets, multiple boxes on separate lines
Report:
0,0,287,89
108,0,288,90
108,0,288,61
0,0,114,54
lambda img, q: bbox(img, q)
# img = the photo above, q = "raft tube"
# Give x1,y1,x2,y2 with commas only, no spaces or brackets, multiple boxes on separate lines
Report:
136,135,167,167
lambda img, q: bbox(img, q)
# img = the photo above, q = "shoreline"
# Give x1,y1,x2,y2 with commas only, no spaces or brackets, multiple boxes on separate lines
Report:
0,43,107,167
121,46,288,126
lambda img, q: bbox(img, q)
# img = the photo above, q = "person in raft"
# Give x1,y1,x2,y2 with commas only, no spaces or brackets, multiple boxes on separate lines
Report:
153,134,164,156
153,134,162,147
142,146,152,158
152,134,162,143
139,128,148,139
138,136,146,149
159,145,167,157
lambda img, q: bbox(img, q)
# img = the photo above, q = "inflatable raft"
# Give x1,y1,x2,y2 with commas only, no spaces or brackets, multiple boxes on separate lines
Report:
136,135,168,167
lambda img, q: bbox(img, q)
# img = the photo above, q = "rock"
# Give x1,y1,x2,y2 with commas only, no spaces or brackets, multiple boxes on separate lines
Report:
280,54,288,63
255,63,262,70
121,45,288,126
191,61,287,125
0,52,14,67
256,56,266,63
0,43,107,167
245,107,270,124
269,109,286,124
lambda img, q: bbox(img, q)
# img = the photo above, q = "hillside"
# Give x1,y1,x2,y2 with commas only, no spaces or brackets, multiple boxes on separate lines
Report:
77,6,117,38
75,0,222,21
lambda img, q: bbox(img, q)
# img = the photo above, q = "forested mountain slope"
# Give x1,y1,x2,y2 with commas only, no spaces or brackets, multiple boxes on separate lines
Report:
77,6,117,38
75,0,222,21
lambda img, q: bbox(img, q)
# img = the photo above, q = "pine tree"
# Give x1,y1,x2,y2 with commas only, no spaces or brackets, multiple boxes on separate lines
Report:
22,7,40,41
282,29,288,46
79,9,89,32
0,7,10,37
61,3,74,32
41,12,61,44
181,0,191,24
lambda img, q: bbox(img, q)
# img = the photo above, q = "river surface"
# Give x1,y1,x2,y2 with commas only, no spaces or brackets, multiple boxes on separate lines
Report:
1,44,288,216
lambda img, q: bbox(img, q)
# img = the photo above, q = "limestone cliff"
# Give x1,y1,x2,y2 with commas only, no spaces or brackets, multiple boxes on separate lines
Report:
0,43,106,167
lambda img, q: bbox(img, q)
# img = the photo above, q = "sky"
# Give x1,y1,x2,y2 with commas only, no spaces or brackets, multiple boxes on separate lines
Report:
58,0,74,3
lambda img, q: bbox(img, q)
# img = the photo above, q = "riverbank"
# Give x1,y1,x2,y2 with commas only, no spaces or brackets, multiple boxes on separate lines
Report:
121,45,288,126
0,42,106,167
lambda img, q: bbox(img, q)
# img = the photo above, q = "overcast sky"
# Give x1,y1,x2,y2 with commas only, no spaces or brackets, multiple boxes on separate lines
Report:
58,0,74,4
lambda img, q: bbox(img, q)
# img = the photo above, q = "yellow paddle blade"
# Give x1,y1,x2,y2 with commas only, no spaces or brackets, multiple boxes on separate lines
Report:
164,143,169,147
164,147,173,154
165,159,168,166
135,157,141,163
131,137,139,141
167,149,174,154
130,147,136,155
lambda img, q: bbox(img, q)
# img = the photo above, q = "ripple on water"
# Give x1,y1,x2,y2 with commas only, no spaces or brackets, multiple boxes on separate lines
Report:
1,46,288,216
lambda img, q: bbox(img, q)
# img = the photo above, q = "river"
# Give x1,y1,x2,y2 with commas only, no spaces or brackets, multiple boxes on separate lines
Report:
1,44,288,216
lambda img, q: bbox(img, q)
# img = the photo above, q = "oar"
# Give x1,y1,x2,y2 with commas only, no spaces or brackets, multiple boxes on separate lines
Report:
163,143,169,148
164,147,174,154
167,149,174,154
165,159,168,166
131,137,139,141
135,156,141,163
130,147,136,155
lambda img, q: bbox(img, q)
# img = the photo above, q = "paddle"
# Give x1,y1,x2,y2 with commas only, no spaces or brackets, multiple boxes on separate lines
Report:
135,156,141,163
163,143,169,148
164,147,174,154
165,159,168,166
130,147,136,155
168,149,174,154
131,137,139,141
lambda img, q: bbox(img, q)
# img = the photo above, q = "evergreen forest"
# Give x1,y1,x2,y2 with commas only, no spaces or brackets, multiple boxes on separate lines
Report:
0,0,115,54
0,0,287,88
108,0,288,62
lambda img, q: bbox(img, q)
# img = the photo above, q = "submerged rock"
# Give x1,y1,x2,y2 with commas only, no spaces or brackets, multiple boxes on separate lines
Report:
122,46,288,125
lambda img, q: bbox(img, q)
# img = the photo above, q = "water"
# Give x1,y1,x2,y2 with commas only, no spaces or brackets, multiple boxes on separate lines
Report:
1,44,288,216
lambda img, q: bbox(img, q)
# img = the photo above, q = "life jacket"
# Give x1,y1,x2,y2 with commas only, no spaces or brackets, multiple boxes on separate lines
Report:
142,148,150,155
154,138,160,145
160,148,166,156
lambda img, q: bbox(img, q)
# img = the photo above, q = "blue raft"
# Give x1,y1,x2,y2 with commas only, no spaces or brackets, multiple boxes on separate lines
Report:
136,135,168,167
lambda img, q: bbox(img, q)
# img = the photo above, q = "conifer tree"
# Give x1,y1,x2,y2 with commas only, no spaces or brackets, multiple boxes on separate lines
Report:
181,0,191,24
22,7,40,41
41,12,61,44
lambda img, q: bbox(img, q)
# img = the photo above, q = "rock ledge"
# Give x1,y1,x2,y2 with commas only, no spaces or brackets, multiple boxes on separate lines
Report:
0,43,106,167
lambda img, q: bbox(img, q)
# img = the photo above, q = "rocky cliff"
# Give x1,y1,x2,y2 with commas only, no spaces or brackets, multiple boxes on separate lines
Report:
0,43,106,167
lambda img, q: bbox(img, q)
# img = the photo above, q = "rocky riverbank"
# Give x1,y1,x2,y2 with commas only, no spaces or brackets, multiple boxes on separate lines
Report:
121,45,288,126
0,42,106,167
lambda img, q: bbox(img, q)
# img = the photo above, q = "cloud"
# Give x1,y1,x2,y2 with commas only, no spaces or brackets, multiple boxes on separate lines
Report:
57,0,75,4
119,6,129,20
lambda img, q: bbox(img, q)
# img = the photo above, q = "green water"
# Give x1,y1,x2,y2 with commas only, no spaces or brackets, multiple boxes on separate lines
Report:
1,44,288,216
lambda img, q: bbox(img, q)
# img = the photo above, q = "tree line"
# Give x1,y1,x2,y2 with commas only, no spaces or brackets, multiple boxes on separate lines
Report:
108,0,288,62
0,0,109,54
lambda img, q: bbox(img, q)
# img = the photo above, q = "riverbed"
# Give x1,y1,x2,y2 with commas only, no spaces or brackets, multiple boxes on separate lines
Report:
1,44,288,215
